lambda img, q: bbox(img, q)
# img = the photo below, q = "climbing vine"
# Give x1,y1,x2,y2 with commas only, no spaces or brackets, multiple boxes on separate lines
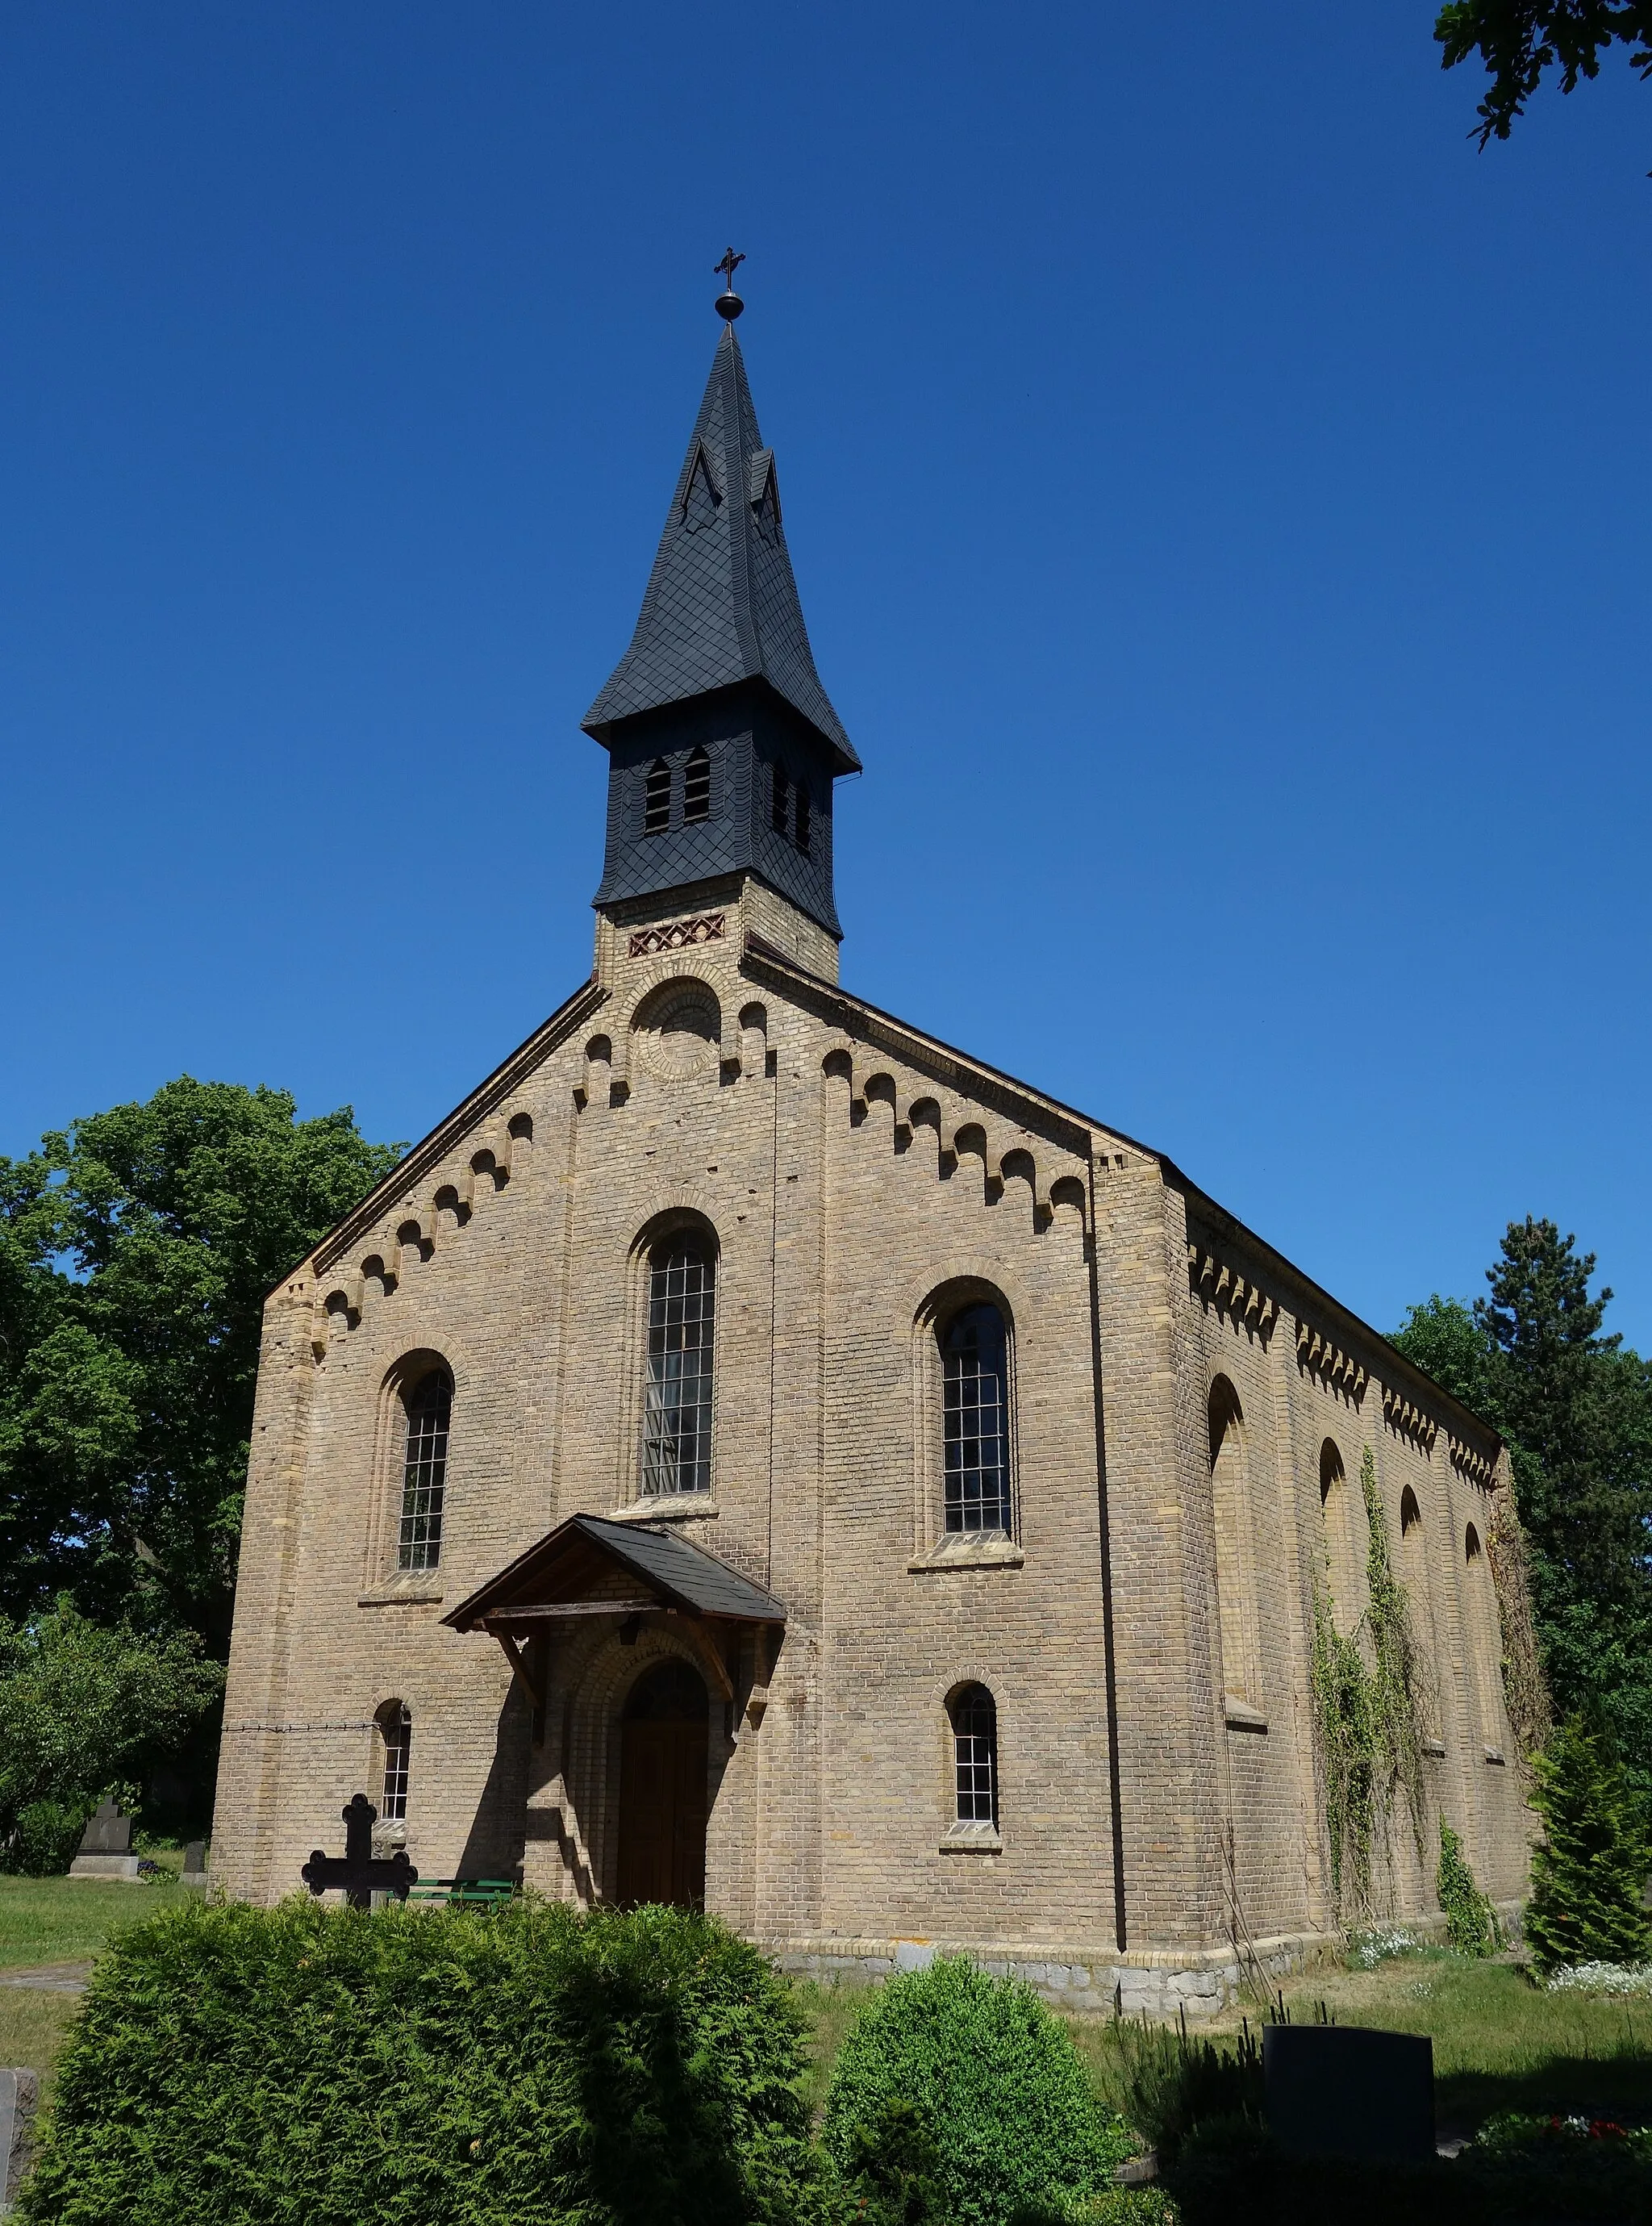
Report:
1486,1493,1551,1771
1311,1448,1430,1917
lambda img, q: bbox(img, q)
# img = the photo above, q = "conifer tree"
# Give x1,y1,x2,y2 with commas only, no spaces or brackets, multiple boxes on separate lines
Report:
1524,1717,1652,1975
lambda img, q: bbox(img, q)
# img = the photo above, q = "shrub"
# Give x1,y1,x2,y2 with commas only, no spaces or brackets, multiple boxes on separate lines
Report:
19,1897,826,2225
0,1599,223,1870
1436,1820,1497,1957
9,1798,91,1877
822,1956,1132,2226
1525,1717,1652,1977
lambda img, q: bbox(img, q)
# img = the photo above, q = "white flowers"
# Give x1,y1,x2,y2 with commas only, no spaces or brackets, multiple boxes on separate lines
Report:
1348,1927,1421,1969
1544,1961,1652,1997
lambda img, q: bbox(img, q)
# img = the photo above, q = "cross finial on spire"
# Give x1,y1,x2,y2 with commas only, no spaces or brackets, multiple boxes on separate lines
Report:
714,248,746,322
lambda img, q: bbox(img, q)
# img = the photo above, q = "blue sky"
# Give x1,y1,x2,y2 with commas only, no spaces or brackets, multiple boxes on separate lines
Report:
2,2,1649,1351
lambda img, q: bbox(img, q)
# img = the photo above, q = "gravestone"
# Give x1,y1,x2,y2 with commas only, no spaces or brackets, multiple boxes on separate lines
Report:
301,1794,417,1911
0,2068,40,2217
67,1800,141,1883
180,1840,208,1889
1263,2024,1434,2165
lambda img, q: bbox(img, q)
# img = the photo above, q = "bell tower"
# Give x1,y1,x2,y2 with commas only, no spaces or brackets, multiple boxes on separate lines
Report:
582,271,858,962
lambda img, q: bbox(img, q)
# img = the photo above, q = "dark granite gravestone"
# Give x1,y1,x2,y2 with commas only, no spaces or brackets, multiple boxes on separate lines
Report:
180,1840,208,1888
301,1794,417,1911
67,1800,140,1882
1263,2025,1434,2165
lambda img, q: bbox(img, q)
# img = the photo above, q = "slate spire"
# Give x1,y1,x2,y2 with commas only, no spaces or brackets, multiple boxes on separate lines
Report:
583,324,857,775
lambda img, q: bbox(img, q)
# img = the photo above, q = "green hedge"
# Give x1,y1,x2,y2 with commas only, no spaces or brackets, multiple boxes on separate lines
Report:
822,1955,1133,2226
20,1897,829,2226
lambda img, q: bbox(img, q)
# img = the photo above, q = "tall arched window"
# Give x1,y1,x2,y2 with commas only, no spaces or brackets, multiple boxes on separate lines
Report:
644,758,672,834
683,745,711,822
950,1684,998,1825
1208,1377,1260,1710
794,785,811,854
378,1701,411,1820
641,1234,716,1496
398,1369,452,1571
941,1303,1012,1533
771,763,791,834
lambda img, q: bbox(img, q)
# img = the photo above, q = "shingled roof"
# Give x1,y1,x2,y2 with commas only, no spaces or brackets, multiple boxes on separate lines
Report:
582,324,857,775
441,1511,787,1631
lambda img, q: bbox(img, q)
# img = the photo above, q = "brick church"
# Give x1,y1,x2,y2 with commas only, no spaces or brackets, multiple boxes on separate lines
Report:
213,280,1532,2007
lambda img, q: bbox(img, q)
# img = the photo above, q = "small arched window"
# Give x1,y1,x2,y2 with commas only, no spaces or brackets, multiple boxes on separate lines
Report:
683,746,711,823
941,1303,1012,1533
644,758,672,835
641,1233,716,1497
378,1701,411,1821
1400,1486,1421,1535
1465,1522,1482,1563
950,1685,999,1825
398,1369,452,1571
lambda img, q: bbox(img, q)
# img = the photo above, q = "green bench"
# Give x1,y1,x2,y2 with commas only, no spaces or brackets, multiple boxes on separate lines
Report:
407,1877,518,1907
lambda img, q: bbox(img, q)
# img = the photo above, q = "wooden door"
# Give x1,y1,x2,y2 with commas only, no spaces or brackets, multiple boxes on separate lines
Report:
615,1660,708,1909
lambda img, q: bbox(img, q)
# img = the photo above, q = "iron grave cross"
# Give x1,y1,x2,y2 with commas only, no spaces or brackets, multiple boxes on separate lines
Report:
300,1793,418,1911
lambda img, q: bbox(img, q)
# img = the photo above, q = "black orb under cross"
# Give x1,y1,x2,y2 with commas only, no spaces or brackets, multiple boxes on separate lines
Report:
300,1793,418,1911
714,248,746,322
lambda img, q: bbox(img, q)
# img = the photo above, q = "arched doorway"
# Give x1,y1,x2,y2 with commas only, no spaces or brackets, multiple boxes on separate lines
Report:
616,1657,708,1909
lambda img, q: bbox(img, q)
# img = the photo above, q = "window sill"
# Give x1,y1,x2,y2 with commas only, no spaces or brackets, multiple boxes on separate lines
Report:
358,1580,444,1607
909,1533,1024,1573
1224,1698,1268,1735
608,1494,718,1524
940,1823,1003,1853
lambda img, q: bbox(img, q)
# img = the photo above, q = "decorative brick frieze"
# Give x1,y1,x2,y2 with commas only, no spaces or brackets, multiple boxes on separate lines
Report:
1383,1384,1438,1451
1450,1435,1496,1489
1293,1318,1366,1400
1187,1243,1279,1341
628,912,727,958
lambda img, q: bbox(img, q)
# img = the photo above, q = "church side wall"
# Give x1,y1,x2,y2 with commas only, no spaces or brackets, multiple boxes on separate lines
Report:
1178,1207,1531,1942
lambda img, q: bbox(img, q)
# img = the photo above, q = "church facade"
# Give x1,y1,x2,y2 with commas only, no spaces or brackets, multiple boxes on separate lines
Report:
212,298,1532,2009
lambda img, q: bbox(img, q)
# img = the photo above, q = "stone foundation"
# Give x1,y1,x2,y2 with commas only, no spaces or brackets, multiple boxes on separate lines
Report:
766,1929,1334,2017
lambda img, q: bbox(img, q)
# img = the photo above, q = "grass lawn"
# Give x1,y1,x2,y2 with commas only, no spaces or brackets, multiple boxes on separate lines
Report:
0,1989,82,2099
1071,1952,1652,2136
796,1952,1652,2141
0,1870,196,1971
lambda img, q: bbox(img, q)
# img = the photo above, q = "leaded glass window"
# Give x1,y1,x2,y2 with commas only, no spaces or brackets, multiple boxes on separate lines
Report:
951,1685,997,1825
398,1370,451,1571
641,1236,715,1497
942,1303,1012,1532
381,1702,411,1820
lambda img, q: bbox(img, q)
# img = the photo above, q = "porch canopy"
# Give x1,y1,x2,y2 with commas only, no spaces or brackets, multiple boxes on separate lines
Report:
441,1513,786,1710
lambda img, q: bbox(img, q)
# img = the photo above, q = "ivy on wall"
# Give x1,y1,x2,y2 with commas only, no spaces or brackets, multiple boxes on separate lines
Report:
1311,1448,1430,1917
